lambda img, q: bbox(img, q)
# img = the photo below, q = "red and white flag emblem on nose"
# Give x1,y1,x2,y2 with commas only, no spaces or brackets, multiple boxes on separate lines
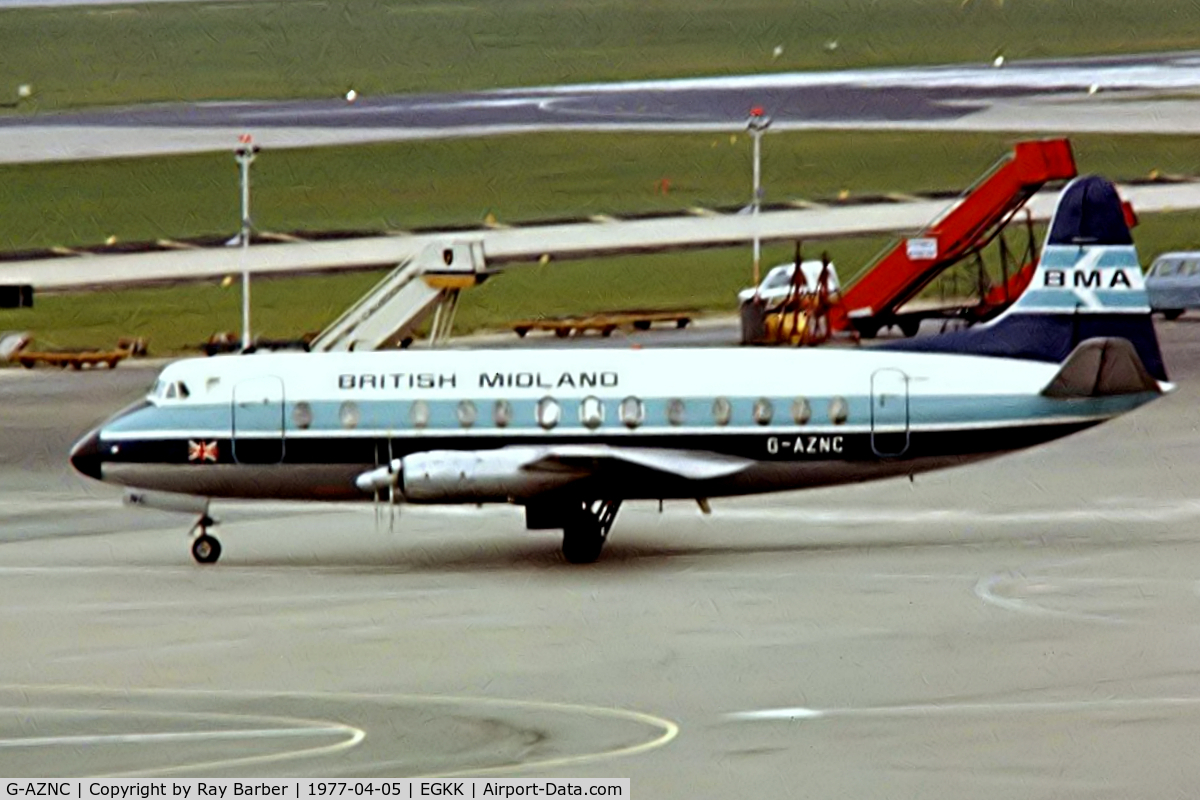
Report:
188,440,219,462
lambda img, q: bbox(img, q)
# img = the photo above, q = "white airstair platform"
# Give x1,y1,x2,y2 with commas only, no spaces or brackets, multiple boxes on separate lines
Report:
309,240,484,351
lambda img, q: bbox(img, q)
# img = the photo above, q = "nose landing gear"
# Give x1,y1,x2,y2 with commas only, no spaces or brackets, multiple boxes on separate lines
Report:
189,514,222,564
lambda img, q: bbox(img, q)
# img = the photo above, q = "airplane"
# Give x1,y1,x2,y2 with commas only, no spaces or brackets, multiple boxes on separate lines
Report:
70,175,1171,565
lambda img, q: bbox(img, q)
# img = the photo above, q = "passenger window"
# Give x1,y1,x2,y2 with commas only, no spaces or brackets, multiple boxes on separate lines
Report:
339,401,360,430
712,397,732,426
493,400,513,428
828,396,849,425
536,397,560,430
457,400,477,428
667,399,686,426
177,382,190,399
293,401,313,430
753,398,773,425
619,396,644,429
791,397,811,425
410,400,430,429
579,396,604,429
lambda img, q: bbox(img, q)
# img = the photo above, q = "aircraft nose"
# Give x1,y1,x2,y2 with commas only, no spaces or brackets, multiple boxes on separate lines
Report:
69,429,104,481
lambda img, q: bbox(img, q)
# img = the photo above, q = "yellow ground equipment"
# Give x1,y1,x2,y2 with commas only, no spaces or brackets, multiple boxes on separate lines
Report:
746,251,851,346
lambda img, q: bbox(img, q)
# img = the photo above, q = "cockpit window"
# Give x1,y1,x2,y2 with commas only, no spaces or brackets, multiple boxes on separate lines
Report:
153,380,190,401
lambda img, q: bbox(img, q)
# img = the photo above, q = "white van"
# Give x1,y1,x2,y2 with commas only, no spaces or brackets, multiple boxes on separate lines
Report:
1146,251,1200,319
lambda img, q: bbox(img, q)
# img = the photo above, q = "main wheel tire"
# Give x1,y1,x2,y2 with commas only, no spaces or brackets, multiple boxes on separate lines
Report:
191,533,222,564
899,319,921,338
562,523,605,564
1163,309,1184,321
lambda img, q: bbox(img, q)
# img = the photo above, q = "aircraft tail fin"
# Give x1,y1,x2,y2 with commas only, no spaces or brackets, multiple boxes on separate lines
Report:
883,175,1167,381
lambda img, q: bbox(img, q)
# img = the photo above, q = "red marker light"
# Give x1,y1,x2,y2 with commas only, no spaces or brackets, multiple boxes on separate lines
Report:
750,106,764,116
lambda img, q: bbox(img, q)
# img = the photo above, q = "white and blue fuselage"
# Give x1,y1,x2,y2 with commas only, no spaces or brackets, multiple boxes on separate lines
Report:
73,345,1156,502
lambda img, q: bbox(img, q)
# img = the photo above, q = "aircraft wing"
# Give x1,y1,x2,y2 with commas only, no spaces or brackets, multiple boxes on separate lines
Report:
521,444,754,481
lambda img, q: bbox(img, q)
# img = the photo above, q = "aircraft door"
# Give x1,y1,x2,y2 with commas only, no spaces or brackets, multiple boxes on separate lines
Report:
232,377,285,464
870,368,909,457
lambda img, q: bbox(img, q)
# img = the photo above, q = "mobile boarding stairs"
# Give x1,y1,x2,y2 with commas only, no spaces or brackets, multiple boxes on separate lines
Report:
309,241,486,351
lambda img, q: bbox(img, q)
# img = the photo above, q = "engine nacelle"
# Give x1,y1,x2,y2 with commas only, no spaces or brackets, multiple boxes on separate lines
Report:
401,448,583,503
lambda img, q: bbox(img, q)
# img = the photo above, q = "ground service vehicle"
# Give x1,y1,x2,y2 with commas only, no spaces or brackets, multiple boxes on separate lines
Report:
1145,252,1200,319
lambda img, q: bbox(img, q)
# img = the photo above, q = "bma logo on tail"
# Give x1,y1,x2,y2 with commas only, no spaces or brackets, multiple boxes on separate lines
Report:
1015,176,1149,314
1043,263,1136,290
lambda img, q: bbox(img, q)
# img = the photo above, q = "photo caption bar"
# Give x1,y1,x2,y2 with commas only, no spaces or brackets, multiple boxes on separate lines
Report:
2,781,630,800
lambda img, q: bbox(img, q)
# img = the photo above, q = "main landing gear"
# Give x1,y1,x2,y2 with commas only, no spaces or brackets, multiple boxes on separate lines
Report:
562,500,622,564
189,514,222,565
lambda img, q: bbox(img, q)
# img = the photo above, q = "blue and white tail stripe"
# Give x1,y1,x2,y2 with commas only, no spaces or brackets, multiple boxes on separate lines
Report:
1014,245,1147,313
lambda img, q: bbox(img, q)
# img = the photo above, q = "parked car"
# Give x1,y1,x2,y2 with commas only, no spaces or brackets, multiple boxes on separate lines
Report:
739,261,842,345
1146,251,1200,319
737,260,841,308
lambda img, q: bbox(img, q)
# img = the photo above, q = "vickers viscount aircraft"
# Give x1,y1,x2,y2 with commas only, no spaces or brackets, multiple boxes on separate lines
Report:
71,176,1170,564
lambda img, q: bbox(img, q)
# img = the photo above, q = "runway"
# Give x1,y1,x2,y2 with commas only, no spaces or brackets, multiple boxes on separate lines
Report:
3,50,1200,162
1,320,1199,794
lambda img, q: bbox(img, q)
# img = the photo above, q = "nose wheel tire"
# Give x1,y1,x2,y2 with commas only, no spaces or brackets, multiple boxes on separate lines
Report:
191,533,222,564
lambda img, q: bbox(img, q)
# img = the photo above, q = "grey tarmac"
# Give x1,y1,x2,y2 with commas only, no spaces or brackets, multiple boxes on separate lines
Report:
2,51,1200,162
1,320,1200,795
